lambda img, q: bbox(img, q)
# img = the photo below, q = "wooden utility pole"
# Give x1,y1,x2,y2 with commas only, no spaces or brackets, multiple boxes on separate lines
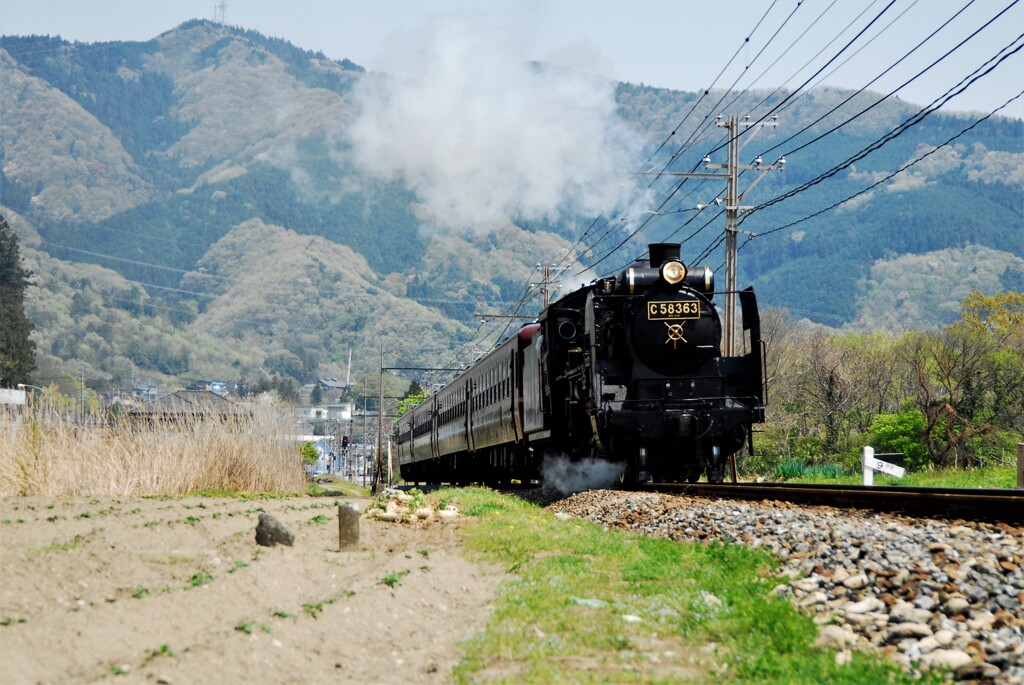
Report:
1017,443,1023,488
375,344,384,493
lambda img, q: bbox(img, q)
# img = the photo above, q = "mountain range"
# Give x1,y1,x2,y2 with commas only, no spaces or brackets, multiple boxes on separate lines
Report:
0,20,1021,394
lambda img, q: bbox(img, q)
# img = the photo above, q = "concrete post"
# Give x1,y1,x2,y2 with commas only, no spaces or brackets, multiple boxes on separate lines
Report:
862,446,874,486
338,504,360,549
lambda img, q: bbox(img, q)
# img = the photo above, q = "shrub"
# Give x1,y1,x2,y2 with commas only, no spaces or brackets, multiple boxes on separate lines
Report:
802,463,846,480
774,459,806,479
869,409,929,470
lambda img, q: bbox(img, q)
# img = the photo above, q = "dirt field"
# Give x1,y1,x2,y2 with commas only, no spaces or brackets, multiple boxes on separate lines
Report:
0,494,502,684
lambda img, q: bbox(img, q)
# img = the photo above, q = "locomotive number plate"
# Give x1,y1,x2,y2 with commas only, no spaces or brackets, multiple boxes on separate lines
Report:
648,300,701,320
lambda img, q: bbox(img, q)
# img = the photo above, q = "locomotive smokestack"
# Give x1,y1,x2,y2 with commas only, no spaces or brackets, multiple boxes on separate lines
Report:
648,243,681,269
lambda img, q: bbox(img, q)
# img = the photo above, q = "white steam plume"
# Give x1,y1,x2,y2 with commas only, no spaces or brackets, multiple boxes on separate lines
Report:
542,453,624,496
344,15,647,233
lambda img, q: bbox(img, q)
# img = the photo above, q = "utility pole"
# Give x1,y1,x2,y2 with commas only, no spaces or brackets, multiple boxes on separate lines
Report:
639,114,784,484
538,263,568,309
543,265,552,308
361,381,368,487
375,344,384,493
703,114,783,355
645,115,784,353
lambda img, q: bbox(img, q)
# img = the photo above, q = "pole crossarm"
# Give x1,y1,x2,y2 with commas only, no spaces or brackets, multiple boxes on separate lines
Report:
474,314,536,319
635,171,727,179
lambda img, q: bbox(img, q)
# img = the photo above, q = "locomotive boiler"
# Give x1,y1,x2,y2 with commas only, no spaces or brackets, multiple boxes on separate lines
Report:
396,242,765,485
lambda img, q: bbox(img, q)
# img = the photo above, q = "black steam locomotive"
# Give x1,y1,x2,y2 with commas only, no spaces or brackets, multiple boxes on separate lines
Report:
396,243,765,485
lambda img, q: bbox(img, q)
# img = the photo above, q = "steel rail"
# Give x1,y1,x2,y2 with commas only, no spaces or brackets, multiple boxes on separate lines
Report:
633,482,1024,525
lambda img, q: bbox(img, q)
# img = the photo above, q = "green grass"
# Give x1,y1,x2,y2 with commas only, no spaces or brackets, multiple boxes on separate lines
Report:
444,487,924,684
313,477,372,498
379,570,410,588
788,464,1016,488
143,644,178,663
303,598,335,618
226,560,248,574
42,537,82,553
186,572,213,589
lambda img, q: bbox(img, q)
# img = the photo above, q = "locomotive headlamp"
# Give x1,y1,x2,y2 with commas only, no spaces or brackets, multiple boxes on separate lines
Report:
660,260,687,285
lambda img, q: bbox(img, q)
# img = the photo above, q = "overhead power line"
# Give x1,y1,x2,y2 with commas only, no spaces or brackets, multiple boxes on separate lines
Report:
740,88,1024,245
744,32,1024,217
761,0,1019,160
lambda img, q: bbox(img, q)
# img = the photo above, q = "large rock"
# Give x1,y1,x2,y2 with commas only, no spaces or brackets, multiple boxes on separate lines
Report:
255,513,294,547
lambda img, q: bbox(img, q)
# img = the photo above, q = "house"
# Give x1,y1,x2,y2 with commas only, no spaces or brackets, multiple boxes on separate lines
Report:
295,402,353,423
308,437,334,476
316,377,349,398
293,432,335,477
189,380,228,395
0,387,26,411
129,390,247,423
131,384,161,403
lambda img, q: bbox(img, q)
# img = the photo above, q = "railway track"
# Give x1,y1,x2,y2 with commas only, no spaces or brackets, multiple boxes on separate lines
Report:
634,481,1024,525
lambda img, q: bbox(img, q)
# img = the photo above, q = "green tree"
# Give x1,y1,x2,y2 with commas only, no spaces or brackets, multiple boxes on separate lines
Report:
310,383,324,406
299,441,319,467
899,291,1024,468
0,214,36,387
395,387,430,422
869,408,929,471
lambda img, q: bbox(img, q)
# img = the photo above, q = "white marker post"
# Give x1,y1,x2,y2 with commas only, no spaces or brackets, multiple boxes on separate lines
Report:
862,446,906,485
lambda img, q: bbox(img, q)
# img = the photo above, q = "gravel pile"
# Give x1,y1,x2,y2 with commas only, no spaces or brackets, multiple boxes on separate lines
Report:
546,489,1024,683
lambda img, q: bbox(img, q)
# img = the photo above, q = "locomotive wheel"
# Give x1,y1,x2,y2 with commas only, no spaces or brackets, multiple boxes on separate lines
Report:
617,463,638,487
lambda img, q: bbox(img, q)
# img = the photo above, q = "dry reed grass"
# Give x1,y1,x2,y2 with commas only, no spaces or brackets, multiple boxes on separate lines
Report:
0,402,307,496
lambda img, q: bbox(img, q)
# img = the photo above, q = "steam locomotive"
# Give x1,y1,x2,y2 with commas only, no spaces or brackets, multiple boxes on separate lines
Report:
395,243,765,485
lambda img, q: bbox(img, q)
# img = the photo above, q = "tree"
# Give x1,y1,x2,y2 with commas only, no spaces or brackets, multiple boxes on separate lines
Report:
0,214,36,387
299,441,319,467
310,383,324,406
395,386,430,422
898,291,1024,469
403,380,424,399
798,331,859,456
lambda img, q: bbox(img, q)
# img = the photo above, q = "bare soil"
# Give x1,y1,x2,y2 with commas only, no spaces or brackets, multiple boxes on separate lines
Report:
0,495,502,684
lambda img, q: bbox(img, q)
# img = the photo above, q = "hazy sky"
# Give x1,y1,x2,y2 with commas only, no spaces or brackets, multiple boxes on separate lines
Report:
2,0,1022,118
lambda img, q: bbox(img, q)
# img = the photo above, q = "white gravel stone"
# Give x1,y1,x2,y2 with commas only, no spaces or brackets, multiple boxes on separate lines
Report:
922,649,974,670
815,625,857,649
841,573,869,589
845,597,885,614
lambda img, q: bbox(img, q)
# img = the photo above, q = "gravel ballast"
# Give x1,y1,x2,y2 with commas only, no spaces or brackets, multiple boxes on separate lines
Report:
546,489,1024,683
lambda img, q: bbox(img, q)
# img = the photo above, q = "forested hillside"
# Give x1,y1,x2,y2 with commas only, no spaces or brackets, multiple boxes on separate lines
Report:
0,20,1020,396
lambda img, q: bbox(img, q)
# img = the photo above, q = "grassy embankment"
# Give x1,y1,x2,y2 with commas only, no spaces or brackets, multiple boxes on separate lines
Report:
443,487,938,685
